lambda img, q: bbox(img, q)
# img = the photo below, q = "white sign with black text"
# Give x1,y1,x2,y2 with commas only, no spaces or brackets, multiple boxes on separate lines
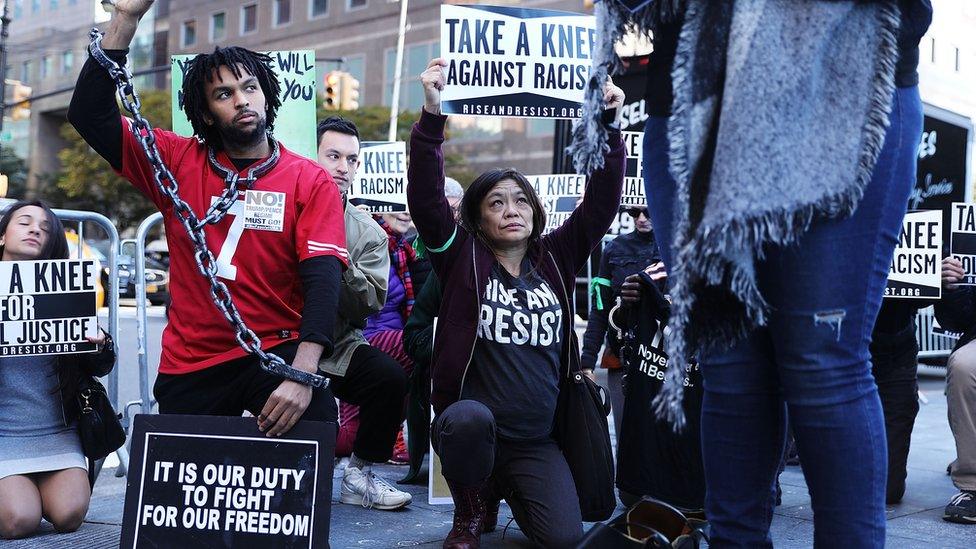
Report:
348,141,408,213
885,210,942,299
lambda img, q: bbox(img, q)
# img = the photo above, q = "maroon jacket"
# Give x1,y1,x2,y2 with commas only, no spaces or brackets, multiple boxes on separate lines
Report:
407,110,624,415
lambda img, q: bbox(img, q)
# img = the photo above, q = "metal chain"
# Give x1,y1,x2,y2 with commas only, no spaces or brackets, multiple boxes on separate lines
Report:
88,29,328,389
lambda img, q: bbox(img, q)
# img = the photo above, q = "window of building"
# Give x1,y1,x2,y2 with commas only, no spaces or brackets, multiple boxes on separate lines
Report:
384,41,440,110
955,47,961,72
211,12,227,42
31,0,39,14
930,37,936,64
21,61,31,83
274,0,291,27
526,119,555,137
48,0,57,9
241,4,257,34
61,50,74,75
310,0,328,18
182,20,197,47
348,0,366,10
40,55,51,79
13,0,22,19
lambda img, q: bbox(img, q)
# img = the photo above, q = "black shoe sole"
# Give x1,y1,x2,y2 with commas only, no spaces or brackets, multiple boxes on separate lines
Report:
942,513,976,524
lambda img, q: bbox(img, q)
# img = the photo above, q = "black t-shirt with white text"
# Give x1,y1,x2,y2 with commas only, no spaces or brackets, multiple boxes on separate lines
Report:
462,260,563,441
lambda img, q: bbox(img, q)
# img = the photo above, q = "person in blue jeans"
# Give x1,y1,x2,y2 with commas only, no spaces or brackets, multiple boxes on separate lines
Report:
641,2,931,547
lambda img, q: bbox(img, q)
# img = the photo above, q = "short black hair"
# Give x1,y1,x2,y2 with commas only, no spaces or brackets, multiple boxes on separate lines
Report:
317,116,360,147
460,168,547,246
0,200,69,260
182,46,282,150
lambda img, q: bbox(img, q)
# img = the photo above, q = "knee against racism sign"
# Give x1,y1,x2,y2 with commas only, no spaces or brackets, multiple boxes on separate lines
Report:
347,141,408,213
120,415,334,548
528,131,647,234
0,259,99,356
440,4,596,119
172,51,317,160
885,210,942,299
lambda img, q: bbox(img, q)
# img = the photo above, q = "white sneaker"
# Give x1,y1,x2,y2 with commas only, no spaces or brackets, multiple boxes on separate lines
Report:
339,466,412,510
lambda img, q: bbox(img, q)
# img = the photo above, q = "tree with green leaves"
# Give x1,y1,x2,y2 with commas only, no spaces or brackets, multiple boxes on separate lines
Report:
56,89,171,229
0,145,28,198
316,105,476,186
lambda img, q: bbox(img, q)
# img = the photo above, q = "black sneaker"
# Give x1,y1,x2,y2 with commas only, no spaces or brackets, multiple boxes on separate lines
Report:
943,491,976,524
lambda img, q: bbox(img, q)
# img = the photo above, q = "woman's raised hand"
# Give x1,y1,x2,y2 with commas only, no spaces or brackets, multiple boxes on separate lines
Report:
421,58,448,116
603,76,625,111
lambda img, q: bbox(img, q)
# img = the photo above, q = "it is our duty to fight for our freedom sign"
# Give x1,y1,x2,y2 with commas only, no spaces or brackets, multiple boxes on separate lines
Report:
0,259,99,356
440,4,596,119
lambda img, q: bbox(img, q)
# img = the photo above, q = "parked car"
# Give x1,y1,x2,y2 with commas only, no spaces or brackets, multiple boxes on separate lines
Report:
119,239,170,306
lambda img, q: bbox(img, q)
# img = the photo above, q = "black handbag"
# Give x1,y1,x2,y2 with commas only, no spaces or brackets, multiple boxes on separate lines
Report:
577,497,709,548
552,366,616,522
76,376,126,461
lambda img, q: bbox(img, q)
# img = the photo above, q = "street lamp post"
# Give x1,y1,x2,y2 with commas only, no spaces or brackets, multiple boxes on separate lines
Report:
0,0,12,134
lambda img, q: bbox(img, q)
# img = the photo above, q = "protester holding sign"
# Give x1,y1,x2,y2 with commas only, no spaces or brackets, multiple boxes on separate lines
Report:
626,1,932,546
0,200,115,540
408,57,624,548
933,256,976,523
68,0,346,436
314,117,413,510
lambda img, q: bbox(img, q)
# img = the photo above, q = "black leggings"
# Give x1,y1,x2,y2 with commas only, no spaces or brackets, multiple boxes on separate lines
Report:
432,400,583,548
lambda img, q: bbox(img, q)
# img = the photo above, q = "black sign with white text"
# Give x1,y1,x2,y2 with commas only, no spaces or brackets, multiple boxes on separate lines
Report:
0,259,98,356
120,415,334,548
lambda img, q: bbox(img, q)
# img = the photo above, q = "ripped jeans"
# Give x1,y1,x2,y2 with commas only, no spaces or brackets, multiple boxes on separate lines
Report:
642,85,923,548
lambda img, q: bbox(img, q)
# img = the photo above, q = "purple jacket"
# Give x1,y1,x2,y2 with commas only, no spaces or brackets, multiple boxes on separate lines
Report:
364,264,406,336
407,110,624,415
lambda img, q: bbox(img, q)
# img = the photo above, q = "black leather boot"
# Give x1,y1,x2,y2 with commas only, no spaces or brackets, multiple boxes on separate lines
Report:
444,481,487,549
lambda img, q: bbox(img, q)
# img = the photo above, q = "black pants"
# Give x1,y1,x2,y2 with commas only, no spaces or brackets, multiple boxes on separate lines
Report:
432,400,583,548
869,323,921,504
154,342,338,423
328,344,408,463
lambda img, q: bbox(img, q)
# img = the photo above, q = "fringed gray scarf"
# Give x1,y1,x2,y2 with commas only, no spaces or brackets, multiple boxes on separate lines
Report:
572,0,900,429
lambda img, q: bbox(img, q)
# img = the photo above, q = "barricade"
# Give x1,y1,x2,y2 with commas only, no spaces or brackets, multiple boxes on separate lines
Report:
0,198,125,479
126,212,163,426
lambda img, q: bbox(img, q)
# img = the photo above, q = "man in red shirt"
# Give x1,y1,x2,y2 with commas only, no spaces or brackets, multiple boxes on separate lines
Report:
68,0,345,436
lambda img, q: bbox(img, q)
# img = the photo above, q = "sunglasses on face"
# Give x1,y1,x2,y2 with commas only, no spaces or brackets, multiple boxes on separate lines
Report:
623,207,647,219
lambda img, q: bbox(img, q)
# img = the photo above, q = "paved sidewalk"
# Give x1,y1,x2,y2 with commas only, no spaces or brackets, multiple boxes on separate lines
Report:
9,377,973,548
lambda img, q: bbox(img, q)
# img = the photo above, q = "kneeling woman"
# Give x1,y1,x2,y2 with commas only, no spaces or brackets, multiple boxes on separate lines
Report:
0,201,115,539
407,59,624,548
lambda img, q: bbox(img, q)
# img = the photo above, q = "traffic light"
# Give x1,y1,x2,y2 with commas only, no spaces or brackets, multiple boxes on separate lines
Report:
9,81,31,121
339,74,360,111
323,71,341,111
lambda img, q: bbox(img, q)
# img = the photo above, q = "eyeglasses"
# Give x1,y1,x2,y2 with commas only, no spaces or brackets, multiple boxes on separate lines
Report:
623,207,647,218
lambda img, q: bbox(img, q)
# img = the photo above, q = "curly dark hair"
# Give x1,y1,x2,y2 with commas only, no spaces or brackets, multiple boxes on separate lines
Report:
181,46,282,150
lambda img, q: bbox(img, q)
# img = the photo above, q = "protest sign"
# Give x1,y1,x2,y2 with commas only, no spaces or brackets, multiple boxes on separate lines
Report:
525,173,586,234
171,51,317,159
951,202,976,285
120,414,334,548
0,259,98,356
348,141,408,213
621,131,647,208
440,4,595,119
885,210,942,299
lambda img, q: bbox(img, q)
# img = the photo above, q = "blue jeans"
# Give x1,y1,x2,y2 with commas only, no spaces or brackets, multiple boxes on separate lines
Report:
642,86,923,548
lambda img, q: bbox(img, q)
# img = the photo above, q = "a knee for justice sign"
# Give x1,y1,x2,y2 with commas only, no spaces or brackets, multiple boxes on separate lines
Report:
0,259,99,356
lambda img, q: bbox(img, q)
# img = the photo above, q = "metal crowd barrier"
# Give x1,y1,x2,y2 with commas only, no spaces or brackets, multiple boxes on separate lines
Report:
916,305,954,360
126,212,163,425
0,199,125,478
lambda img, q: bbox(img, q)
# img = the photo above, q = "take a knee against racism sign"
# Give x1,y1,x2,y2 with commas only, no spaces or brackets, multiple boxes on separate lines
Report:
440,4,596,119
347,141,408,213
120,415,334,548
885,210,942,299
0,259,99,356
